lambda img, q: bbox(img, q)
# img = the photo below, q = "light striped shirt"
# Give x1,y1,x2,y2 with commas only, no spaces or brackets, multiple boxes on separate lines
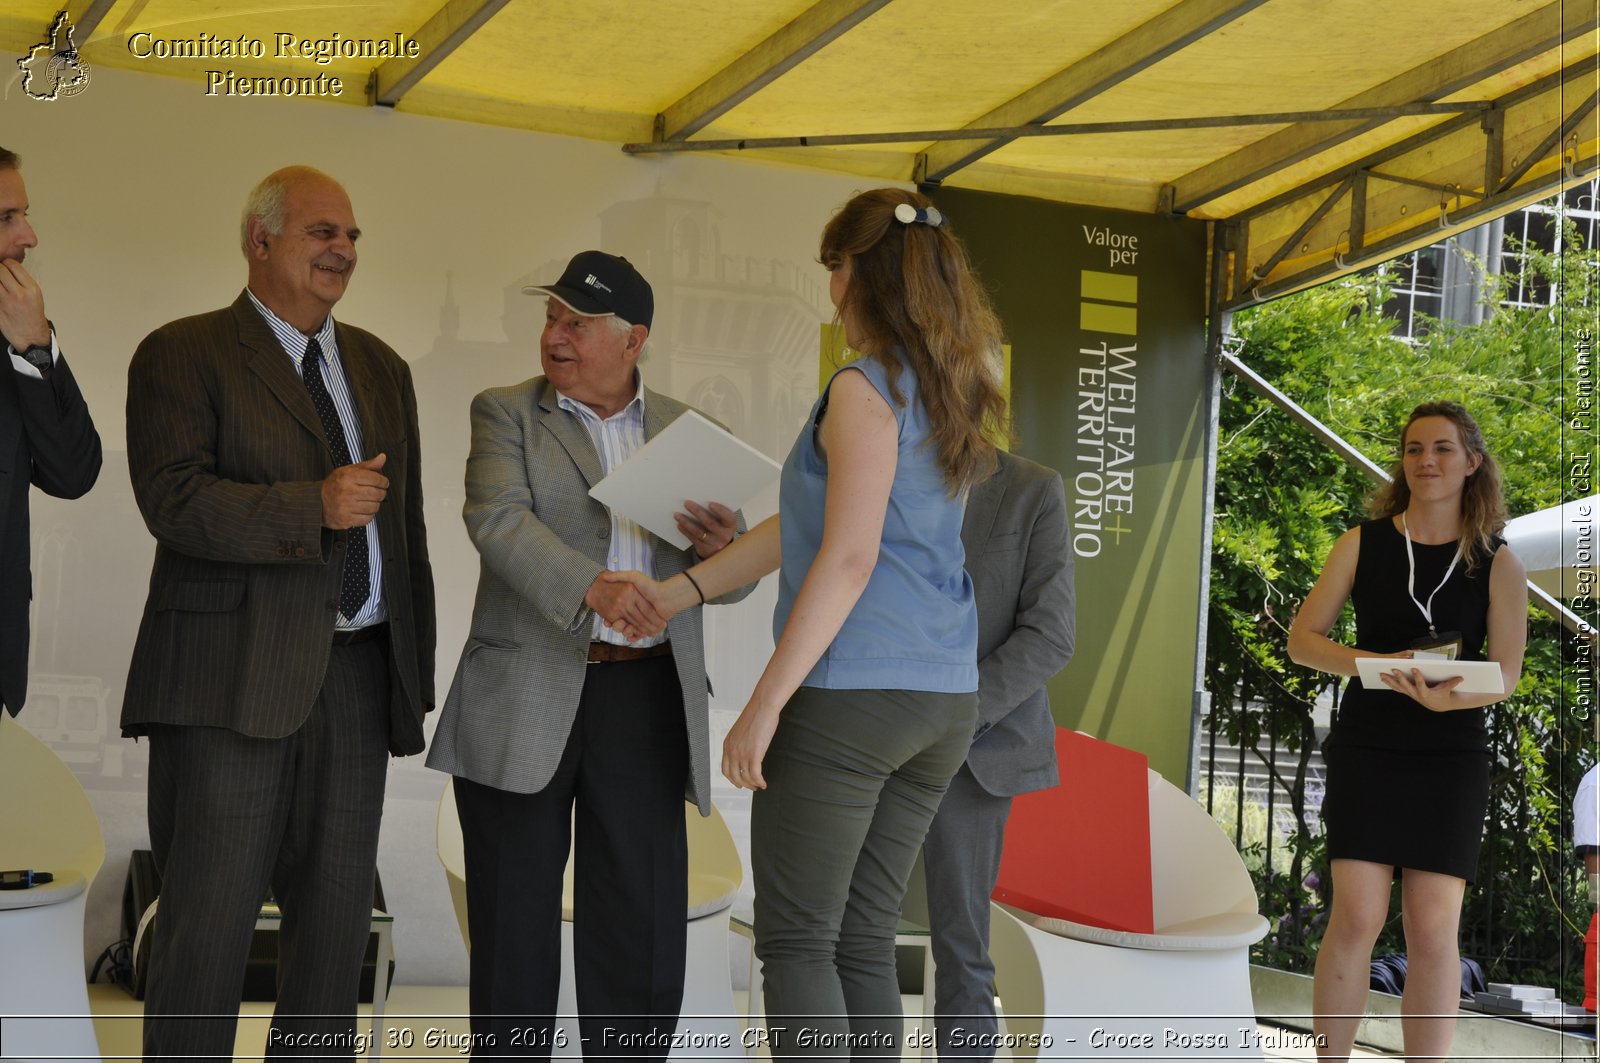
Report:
246,289,386,629
557,378,660,647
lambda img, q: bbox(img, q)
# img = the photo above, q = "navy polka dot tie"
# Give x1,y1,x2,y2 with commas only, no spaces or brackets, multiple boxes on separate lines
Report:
301,337,370,621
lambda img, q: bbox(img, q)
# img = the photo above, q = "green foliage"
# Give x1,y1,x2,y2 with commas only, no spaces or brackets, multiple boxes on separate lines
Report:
1207,220,1598,997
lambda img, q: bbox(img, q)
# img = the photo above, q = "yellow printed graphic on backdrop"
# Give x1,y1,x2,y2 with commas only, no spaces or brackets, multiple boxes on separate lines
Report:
819,322,858,389
1079,269,1138,335
819,324,1012,448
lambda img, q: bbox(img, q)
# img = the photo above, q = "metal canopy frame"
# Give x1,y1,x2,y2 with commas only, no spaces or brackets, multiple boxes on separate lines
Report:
621,101,1497,154
655,0,894,143
13,0,1595,306
908,0,1273,185
622,63,1595,309
369,0,514,107
1232,65,1600,306
68,0,118,43
1167,0,1594,215
617,1,1598,309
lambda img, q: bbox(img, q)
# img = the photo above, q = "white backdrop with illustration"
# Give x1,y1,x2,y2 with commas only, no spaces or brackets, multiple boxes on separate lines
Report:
4,65,884,985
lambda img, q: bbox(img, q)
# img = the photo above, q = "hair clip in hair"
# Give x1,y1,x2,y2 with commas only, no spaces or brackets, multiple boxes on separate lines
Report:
894,203,945,228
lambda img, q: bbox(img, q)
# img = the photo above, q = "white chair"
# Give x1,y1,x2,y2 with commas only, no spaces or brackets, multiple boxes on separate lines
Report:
436,780,743,1058
0,713,106,1062
988,769,1269,1061
436,780,470,948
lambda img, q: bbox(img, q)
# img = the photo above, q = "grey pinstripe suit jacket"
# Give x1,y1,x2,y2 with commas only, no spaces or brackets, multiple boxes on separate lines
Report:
121,292,436,755
962,451,1075,797
426,376,750,813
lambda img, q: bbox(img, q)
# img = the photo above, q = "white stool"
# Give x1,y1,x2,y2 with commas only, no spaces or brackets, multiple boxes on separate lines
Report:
0,715,106,1063
0,871,101,1062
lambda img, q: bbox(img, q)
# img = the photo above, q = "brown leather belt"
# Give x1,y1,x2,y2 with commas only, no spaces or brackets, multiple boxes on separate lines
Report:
587,641,672,664
333,622,388,646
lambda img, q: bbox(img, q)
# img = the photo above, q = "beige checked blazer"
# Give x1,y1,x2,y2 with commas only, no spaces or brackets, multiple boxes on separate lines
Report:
427,376,750,812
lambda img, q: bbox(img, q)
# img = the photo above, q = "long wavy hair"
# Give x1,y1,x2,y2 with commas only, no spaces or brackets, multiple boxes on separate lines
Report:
1369,401,1506,572
819,188,1009,494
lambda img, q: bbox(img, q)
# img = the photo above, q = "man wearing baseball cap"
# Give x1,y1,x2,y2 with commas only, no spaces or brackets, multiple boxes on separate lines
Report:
429,250,753,1057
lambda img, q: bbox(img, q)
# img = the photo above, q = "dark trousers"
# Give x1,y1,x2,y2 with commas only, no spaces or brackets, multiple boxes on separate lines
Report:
142,639,391,1062
921,765,1012,1063
455,654,689,1061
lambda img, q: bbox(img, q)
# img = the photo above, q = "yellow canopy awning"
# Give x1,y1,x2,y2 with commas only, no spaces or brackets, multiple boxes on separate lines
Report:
4,0,1594,307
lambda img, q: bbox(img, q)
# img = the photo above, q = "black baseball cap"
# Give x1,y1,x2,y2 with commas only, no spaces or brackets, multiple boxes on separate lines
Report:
522,250,654,329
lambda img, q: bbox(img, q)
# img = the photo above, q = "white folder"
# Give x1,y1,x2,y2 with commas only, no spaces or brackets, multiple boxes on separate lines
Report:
1354,657,1505,695
589,410,782,550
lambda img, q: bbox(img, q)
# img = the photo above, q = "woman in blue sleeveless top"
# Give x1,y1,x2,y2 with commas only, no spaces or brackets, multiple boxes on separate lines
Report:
606,188,1007,1057
1287,402,1527,1062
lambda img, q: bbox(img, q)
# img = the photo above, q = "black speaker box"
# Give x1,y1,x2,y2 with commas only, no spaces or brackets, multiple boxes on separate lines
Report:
122,848,394,1002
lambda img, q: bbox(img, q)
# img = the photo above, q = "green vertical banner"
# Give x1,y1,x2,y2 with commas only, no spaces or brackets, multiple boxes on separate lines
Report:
933,188,1208,785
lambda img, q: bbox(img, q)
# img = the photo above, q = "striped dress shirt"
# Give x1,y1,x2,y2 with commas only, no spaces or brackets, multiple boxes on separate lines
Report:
557,378,660,647
246,289,385,628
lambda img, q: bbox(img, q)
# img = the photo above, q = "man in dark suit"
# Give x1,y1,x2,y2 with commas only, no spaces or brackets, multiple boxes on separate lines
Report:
917,450,1074,1061
123,166,434,1060
0,146,101,716
427,251,750,1058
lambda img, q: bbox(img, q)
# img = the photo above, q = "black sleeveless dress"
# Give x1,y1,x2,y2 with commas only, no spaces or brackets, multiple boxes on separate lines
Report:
1320,517,1500,881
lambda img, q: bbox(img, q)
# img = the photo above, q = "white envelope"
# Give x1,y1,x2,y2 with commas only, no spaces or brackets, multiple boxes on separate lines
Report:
589,410,782,550
1355,657,1505,695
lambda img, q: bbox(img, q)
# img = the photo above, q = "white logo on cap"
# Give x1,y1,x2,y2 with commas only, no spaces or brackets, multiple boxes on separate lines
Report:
585,274,613,294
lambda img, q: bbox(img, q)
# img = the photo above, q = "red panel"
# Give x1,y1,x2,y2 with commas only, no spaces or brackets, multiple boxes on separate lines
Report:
1585,912,1596,1012
992,729,1154,934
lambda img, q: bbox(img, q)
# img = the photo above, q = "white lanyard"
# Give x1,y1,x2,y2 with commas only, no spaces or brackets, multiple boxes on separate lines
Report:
1402,512,1462,637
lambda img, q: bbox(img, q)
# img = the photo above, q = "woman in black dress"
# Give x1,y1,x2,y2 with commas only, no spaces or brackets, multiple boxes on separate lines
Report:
1288,401,1527,1061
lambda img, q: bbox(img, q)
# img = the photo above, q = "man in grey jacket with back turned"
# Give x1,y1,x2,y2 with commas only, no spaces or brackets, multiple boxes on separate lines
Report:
919,450,1075,1061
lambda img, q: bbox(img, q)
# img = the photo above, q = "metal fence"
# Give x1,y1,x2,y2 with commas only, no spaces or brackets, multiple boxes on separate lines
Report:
1197,686,1589,995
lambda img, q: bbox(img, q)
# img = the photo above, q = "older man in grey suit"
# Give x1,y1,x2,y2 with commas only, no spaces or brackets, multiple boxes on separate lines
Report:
918,450,1074,1061
125,166,433,1060
427,250,751,1060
